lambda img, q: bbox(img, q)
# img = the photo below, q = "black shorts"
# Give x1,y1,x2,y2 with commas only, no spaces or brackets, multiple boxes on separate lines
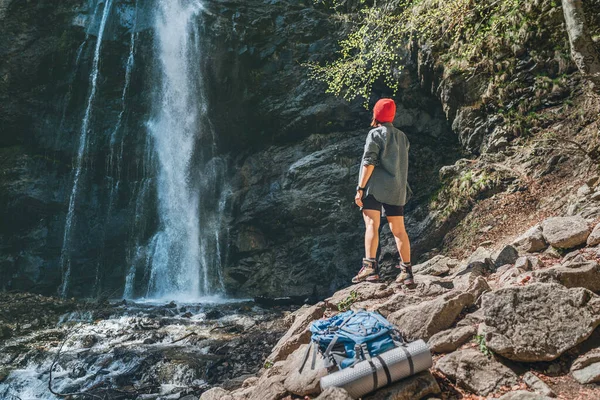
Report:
361,194,404,217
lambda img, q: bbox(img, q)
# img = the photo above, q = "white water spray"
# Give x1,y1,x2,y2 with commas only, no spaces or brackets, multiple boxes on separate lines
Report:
145,0,206,300
59,0,113,298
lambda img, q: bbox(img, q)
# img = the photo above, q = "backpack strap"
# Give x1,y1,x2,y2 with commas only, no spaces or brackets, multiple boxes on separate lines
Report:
361,343,371,360
398,344,415,376
376,355,392,386
298,341,312,373
367,359,378,390
322,335,339,368
335,311,356,331
310,341,318,370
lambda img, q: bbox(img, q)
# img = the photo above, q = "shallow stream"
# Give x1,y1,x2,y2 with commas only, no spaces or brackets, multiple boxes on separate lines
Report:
0,297,293,399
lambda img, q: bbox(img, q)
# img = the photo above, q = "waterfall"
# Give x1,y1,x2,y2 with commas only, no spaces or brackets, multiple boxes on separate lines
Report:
95,0,139,296
59,0,113,298
140,0,228,301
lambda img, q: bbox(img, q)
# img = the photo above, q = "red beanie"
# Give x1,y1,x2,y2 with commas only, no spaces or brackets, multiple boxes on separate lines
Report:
373,98,396,123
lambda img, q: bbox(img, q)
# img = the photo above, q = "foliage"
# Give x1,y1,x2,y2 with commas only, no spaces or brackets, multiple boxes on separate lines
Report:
474,334,493,357
263,360,274,369
431,169,498,218
338,290,359,312
308,0,525,104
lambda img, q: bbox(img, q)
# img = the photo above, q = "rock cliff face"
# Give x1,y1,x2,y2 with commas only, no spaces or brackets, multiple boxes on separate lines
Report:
1,0,598,298
0,0,461,298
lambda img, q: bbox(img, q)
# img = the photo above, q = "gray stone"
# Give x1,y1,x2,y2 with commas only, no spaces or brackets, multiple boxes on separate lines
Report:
578,185,592,198
315,387,352,400
587,223,600,246
413,255,458,276
457,308,485,327
523,371,556,397
364,371,441,400
435,348,518,396
371,292,421,317
325,282,394,311
480,283,600,361
570,348,600,384
512,225,547,253
428,325,477,353
412,275,454,297
533,260,600,292
493,245,519,268
388,279,485,340
267,303,325,363
200,388,234,400
541,216,590,249
467,246,494,269
497,391,554,400
514,256,533,272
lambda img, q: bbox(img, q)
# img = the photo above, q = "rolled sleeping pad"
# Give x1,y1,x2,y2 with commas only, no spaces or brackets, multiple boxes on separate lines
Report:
319,339,432,398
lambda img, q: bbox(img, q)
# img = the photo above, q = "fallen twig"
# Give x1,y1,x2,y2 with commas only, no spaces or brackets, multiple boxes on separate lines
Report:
171,332,197,344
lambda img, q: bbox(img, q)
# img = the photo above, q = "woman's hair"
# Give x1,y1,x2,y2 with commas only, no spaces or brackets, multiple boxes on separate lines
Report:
370,118,381,127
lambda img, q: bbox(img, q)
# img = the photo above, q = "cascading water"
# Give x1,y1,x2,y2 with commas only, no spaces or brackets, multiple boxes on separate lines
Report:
94,0,140,296
59,0,114,298
136,0,229,301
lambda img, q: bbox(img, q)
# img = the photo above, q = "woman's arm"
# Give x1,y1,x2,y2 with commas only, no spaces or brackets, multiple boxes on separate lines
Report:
355,164,375,207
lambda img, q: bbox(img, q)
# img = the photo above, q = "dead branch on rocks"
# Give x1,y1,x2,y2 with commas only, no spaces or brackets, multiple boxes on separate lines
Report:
171,331,197,344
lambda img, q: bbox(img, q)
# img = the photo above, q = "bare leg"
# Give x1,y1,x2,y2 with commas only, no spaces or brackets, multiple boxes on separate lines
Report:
387,216,411,263
362,209,381,259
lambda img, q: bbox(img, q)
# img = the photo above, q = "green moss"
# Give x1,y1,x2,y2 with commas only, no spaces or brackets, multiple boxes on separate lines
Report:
431,168,499,219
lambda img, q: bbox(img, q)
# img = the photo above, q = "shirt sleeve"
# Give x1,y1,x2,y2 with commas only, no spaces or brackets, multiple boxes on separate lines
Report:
361,130,383,166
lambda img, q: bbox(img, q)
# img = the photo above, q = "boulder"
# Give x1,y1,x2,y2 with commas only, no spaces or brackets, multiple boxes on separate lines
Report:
200,388,234,400
533,260,600,292
588,223,600,246
364,371,441,400
371,292,421,317
428,325,477,353
325,282,394,311
493,245,519,268
388,279,486,340
570,348,600,384
522,372,556,397
315,387,352,400
451,262,489,292
514,256,533,272
267,303,325,363
412,275,454,297
512,225,547,253
467,246,494,269
496,267,527,288
456,308,485,327
541,216,590,249
435,348,518,396
245,374,287,400
497,391,554,400
480,283,600,362
413,255,458,276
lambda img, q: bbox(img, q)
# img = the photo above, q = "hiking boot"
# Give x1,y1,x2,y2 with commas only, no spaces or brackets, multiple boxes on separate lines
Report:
395,263,415,287
352,258,379,283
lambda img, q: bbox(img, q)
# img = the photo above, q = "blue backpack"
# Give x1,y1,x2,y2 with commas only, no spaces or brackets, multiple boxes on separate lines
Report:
299,310,404,372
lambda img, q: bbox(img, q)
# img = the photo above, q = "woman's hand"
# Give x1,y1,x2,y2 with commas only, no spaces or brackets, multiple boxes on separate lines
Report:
355,190,364,207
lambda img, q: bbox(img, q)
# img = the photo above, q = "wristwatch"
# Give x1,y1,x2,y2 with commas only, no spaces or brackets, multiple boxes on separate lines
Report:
356,186,366,191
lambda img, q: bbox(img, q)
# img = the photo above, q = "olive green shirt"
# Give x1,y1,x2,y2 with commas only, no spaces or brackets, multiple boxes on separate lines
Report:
359,123,410,206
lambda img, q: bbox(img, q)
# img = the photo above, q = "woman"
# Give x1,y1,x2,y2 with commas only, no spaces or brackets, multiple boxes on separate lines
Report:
352,98,414,286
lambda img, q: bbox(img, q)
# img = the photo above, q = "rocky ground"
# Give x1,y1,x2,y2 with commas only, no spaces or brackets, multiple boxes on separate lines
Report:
0,294,296,399
199,211,600,400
